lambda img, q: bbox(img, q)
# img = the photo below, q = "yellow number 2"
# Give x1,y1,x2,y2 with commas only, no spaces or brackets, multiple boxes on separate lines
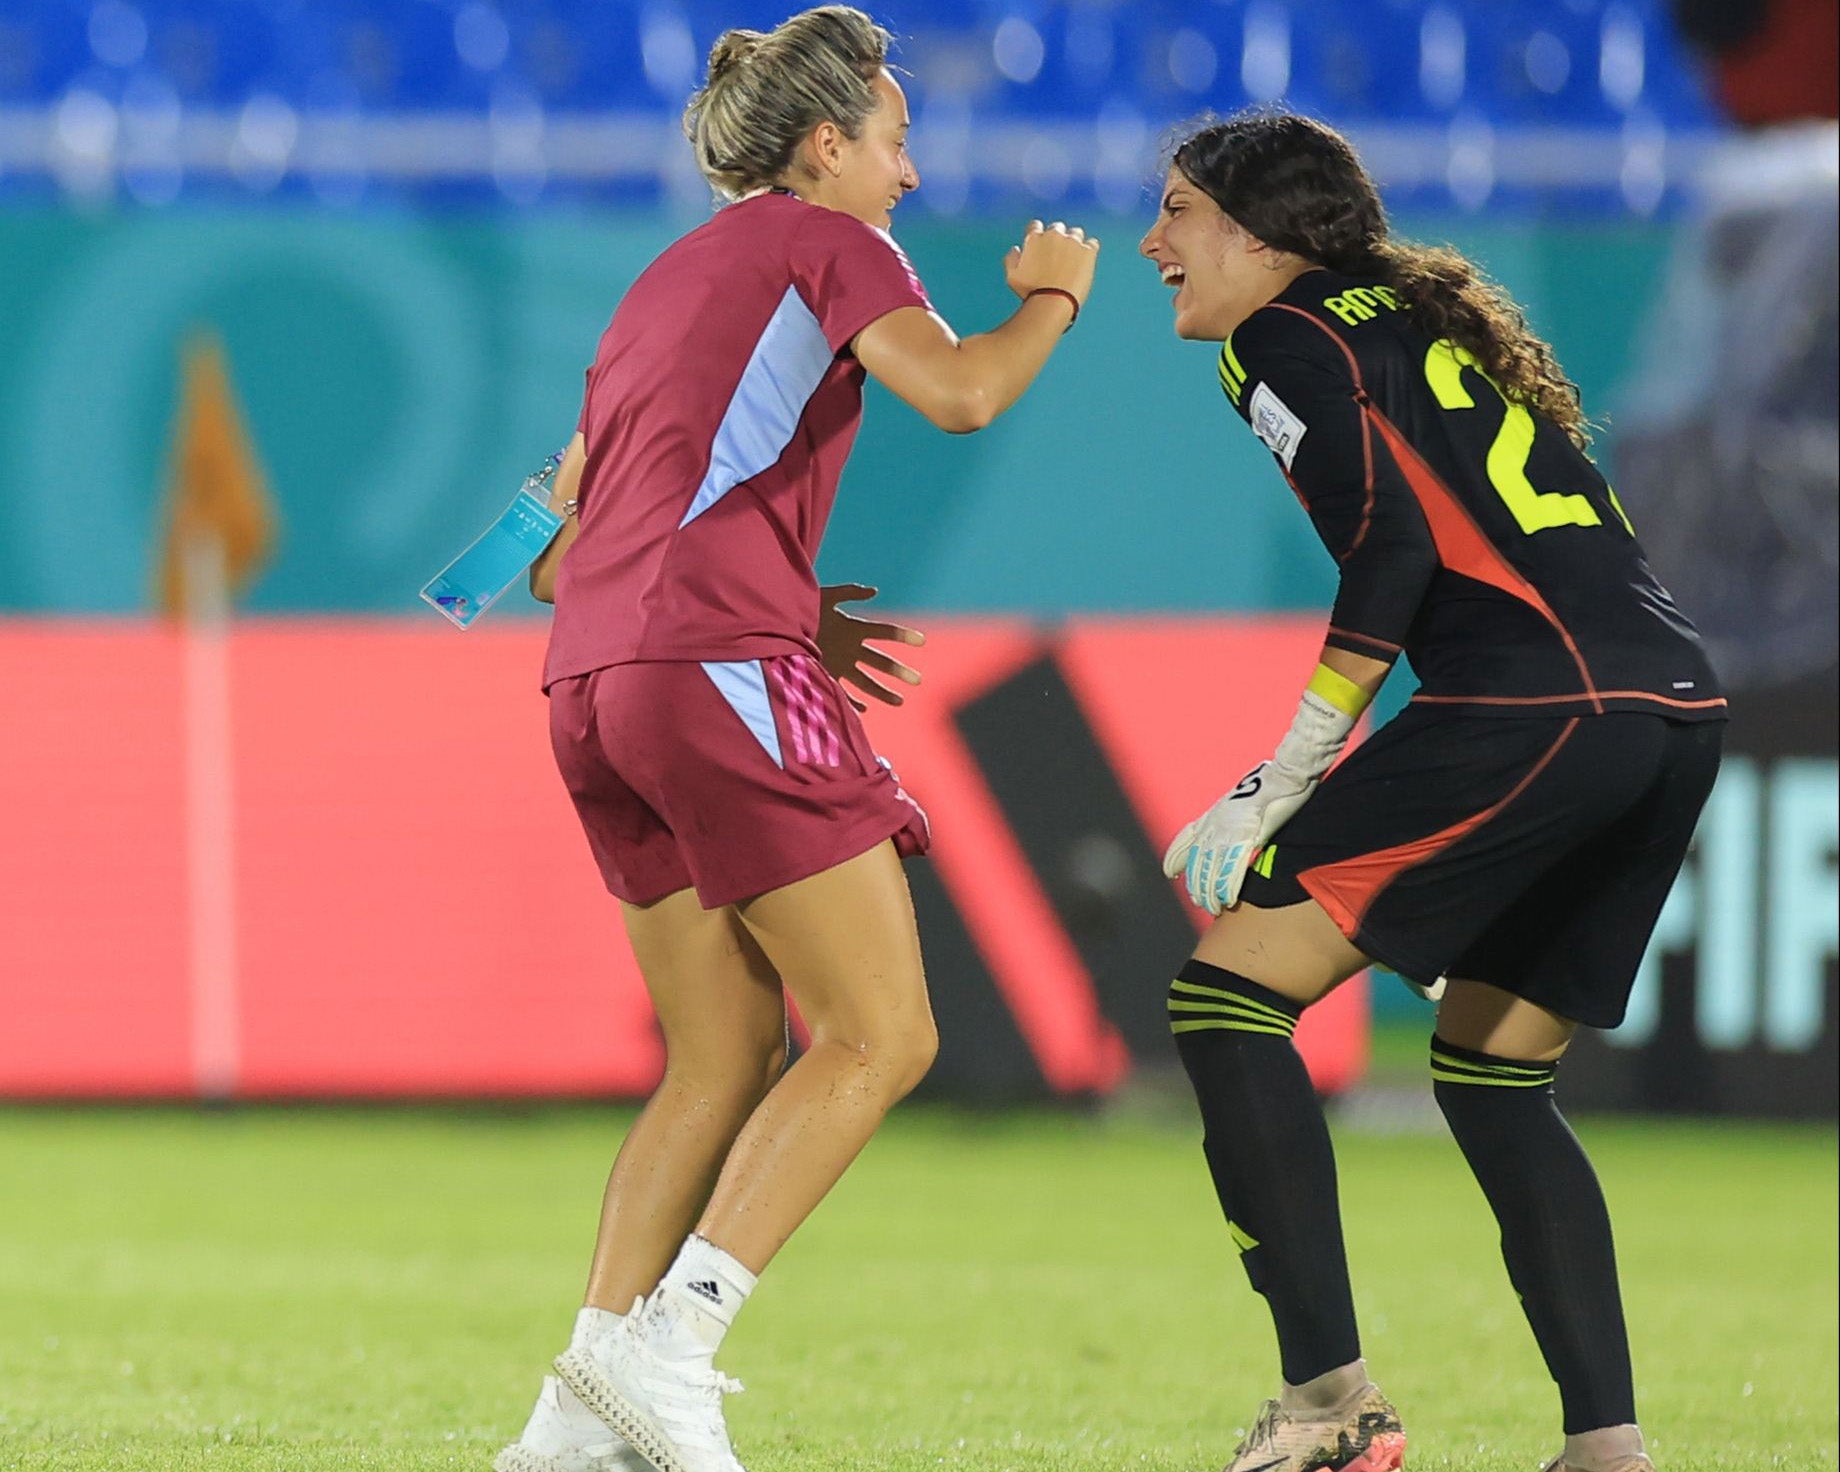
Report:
1423,340,1601,535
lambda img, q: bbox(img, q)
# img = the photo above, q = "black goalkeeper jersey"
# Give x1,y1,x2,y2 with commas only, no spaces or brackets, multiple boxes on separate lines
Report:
1222,270,1725,720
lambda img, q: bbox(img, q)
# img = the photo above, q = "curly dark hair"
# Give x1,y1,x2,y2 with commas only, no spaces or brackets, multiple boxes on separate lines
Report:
1171,112,1592,447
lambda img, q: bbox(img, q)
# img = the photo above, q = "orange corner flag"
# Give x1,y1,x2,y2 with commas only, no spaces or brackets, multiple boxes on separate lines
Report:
154,332,278,618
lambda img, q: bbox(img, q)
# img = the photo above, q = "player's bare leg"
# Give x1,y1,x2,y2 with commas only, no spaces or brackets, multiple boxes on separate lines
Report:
1436,981,1651,1472
586,888,789,1313
1180,899,1405,1472
1191,893,1368,1005
1435,977,1576,1061
556,841,934,1472
702,838,936,1267
499,889,786,1472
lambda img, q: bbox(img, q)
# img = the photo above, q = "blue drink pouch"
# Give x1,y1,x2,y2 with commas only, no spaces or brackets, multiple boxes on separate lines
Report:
420,451,567,628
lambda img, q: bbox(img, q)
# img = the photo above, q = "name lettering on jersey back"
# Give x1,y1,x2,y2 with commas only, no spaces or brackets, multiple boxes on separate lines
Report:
1323,285,1400,326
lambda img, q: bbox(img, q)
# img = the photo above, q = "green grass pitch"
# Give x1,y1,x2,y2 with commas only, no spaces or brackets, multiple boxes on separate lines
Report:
0,1102,1832,1471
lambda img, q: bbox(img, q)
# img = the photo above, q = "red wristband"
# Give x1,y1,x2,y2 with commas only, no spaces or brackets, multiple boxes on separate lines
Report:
1026,286,1080,329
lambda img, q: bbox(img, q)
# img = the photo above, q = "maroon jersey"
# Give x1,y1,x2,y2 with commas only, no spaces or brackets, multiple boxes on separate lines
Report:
543,192,932,687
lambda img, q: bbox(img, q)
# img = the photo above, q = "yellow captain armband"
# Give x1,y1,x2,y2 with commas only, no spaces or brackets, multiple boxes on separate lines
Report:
1306,663,1373,720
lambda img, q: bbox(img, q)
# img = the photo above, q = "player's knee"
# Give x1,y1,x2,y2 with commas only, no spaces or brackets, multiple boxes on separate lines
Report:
1167,960,1304,1045
1430,1035,1559,1137
760,1030,790,1087
866,1015,938,1100
741,1030,790,1105
662,1025,788,1111
813,1011,937,1101
1430,1035,1557,1089
891,1014,939,1098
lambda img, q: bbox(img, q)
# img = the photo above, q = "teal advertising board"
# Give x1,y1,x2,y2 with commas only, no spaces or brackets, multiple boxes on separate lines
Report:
0,207,1669,616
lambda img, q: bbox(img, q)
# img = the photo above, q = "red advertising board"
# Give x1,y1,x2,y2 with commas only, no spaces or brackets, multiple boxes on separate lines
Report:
0,618,1367,1100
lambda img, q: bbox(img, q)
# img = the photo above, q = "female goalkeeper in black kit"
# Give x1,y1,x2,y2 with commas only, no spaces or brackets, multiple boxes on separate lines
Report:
1140,114,1725,1472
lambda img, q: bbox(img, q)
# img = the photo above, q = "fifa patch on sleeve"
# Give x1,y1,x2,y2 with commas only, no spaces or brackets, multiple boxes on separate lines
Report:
1248,382,1307,469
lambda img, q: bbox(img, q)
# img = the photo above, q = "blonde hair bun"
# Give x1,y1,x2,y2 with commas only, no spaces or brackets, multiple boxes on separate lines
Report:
682,6,893,202
704,29,765,85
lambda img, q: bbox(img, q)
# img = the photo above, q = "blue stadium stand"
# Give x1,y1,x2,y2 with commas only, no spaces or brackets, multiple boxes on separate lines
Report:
0,0,1724,212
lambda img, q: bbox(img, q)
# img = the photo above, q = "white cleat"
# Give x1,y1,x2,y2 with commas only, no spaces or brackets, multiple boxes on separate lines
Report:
493,1374,650,1472
553,1308,746,1472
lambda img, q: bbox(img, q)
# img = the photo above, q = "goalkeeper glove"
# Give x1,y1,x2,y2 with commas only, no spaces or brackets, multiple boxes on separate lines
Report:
1162,673,1363,915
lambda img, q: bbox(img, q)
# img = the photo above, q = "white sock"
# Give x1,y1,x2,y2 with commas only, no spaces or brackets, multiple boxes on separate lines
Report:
645,1235,758,1366
569,1305,625,1352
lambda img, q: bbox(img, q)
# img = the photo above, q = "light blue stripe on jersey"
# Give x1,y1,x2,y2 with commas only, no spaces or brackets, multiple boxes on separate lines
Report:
700,659,784,768
679,285,834,529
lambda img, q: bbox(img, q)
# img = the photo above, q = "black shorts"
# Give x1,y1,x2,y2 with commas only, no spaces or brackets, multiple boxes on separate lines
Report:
1239,708,1724,1028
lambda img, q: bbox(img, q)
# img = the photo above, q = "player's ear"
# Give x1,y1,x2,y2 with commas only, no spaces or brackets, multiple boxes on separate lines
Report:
807,119,846,178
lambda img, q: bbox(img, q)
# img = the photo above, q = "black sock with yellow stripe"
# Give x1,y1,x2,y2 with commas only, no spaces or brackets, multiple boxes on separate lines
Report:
1432,1036,1636,1433
1169,959,1360,1385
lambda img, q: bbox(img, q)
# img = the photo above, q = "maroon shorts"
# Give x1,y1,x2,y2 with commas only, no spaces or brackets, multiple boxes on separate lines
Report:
548,655,930,909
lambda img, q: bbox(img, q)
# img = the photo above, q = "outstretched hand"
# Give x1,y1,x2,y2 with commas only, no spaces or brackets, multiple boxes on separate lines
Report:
817,583,925,712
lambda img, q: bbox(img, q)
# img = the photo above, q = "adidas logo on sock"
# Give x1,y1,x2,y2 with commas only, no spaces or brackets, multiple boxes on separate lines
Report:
685,1278,723,1306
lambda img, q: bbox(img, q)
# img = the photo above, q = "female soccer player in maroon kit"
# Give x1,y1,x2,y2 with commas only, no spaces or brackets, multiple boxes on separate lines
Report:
1141,115,1722,1472
493,10,1099,1472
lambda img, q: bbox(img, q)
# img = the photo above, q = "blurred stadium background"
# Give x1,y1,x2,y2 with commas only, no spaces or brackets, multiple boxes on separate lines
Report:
0,3,1835,1469
0,0,1831,1112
